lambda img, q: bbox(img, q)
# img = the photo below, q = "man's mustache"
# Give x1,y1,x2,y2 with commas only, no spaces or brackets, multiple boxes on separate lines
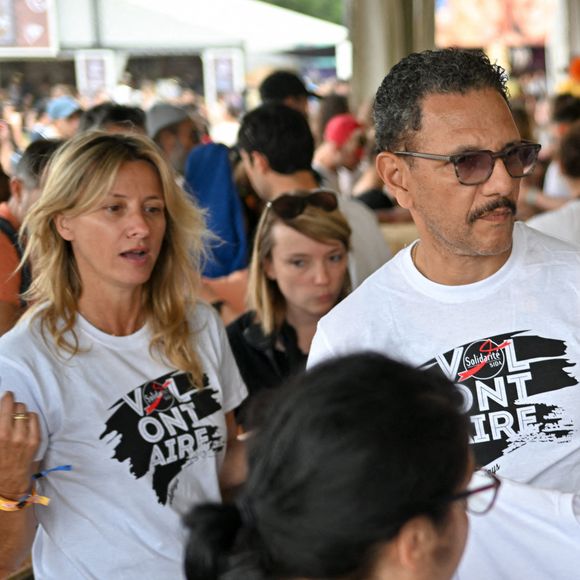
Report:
468,198,516,224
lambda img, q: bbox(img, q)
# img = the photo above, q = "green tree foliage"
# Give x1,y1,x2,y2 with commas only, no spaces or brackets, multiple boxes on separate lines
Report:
261,0,344,25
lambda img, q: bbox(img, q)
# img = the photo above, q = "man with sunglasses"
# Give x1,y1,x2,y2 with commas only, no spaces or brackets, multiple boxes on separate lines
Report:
309,48,580,495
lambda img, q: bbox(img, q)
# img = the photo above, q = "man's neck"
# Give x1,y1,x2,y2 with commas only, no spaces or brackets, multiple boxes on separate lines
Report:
412,241,513,286
268,170,319,200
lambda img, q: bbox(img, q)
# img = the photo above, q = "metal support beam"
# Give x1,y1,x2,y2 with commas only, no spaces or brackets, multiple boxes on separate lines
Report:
90,0,102,48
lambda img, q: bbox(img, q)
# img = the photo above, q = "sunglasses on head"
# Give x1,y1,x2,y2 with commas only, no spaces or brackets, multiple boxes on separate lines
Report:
395,141,541,186
266,190,338,220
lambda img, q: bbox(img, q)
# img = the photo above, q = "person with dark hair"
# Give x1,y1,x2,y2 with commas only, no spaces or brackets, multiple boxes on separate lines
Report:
183,352,489,580
313,92,350,145
237,103,315,177
78,102,147,134
541,93,580,200
309,48,580,494
258,69,319,117
238,103,390,287
0,138,63,334
527,119,580,245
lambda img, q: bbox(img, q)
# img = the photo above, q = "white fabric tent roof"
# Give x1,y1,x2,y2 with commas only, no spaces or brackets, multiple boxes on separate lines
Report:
58,0,348,53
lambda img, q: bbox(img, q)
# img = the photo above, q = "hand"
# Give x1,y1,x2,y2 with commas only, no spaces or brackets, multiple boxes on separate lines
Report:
0,120,12,145
0,391,40,499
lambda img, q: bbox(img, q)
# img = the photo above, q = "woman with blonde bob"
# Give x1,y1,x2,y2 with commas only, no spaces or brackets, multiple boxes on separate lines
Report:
0,132,247,579
227,190,350,426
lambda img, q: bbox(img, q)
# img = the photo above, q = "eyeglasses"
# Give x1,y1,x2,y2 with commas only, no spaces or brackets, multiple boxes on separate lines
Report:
394,141,541,186
445,469,501,515
266,190,338,220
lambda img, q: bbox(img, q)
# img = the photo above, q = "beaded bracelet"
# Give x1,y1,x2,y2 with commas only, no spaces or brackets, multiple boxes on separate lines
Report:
0,464,72,512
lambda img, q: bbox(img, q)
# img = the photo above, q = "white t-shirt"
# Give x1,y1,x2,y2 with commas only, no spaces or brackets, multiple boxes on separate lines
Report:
309,223,580,492
543,160,571,199
526,200,580,247
312,162,340,194
337,195,391,287
455,475,580,580
0,303,247,579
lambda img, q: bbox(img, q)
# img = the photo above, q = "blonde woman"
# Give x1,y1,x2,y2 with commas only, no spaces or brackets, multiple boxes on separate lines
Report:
0,132,247,578
227,190,350,426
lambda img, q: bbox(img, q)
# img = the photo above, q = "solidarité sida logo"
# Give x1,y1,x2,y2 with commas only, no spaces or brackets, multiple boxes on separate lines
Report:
421,331,576,468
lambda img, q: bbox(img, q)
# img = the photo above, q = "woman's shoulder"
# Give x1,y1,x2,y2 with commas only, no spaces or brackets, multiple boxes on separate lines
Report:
0,310,60,374
188,301,238,351
188,300,221,329
0,310,45,352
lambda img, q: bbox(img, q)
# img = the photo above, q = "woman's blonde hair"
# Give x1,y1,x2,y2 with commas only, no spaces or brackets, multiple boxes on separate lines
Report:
247,192,351,336
21,131,208,385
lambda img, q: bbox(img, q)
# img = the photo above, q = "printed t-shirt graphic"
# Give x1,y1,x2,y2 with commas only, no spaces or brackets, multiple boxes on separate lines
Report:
421,331,576,468
100,370,224,505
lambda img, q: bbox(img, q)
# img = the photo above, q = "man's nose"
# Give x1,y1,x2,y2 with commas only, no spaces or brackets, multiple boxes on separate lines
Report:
482,156,518,197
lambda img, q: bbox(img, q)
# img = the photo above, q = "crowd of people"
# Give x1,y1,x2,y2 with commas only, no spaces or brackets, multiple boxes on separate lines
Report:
1,46,580,579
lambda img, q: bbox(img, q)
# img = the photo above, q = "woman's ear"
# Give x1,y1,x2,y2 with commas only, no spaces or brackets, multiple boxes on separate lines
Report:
54,214,75,241
394,515,439,573
376,152,413,210
263,257,276,281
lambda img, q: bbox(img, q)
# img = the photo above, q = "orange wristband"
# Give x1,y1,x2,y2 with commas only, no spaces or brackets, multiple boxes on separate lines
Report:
0,487,50,512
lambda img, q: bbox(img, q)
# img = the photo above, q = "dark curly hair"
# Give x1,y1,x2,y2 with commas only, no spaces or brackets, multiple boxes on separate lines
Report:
373,48,509,152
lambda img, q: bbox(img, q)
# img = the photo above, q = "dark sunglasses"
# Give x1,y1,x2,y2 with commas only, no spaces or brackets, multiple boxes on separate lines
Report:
266,190,338,220
395,141,541,186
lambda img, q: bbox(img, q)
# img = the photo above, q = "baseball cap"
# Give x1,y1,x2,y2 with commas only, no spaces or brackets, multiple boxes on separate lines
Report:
146,103,190,139
259,70,320,102
46,96,82,121
324,114,363,147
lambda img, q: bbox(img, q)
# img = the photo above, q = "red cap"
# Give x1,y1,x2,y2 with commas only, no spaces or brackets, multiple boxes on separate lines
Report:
570,57,580,82
324,113,362,147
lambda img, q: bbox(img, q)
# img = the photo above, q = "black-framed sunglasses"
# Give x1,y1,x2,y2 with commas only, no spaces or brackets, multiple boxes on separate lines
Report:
266,190,338,220
394,141,541,186
445,469,501,515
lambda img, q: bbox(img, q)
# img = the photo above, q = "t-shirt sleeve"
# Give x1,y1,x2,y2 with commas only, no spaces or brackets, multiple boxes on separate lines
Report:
204,305,248,414
307,322,336,369
0,235,21,305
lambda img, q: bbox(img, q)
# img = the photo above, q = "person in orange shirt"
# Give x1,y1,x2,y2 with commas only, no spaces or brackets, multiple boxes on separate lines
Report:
0,139,62,334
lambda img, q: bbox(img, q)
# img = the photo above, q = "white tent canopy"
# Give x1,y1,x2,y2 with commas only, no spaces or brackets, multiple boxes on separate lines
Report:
58,0,348,54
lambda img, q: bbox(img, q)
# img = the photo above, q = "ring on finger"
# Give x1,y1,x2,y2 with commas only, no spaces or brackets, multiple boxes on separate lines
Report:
12,412,29,420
